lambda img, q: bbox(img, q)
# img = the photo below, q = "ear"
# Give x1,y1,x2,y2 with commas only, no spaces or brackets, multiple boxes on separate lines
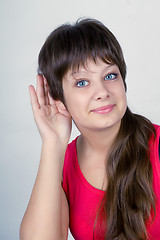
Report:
56,101,71,118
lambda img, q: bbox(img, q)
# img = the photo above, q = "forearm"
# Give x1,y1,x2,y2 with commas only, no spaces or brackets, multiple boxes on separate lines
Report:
20,140,67,240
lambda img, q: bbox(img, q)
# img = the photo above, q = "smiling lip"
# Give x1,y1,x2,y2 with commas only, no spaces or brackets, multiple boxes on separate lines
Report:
91,104,115,114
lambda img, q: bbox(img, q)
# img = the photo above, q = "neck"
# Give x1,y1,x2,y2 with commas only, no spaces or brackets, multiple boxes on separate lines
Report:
77,122,121,163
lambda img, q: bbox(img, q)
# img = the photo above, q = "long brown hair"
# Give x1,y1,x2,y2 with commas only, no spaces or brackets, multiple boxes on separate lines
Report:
38,18,156,239
94,107,156,240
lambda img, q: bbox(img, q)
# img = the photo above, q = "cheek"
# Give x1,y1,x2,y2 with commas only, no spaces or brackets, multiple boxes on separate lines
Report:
117,81,127,100
66,95,88,121
120,92,127,115
120,91,127,108
63,93,79,116
115,84,127,109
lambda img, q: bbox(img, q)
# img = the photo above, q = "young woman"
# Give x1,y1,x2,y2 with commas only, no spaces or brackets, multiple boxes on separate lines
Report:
20,18,160,240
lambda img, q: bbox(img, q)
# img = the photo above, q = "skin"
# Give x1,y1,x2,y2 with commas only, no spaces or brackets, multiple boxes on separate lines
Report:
28,76,72,144
63,59,127,153
62,58,127,190
20,57,127,239
20,76,71,240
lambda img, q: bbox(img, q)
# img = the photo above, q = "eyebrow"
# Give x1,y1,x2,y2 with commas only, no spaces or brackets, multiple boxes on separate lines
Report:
70,63,116,77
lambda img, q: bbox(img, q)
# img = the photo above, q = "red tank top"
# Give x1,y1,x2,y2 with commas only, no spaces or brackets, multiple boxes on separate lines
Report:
62,124,160,240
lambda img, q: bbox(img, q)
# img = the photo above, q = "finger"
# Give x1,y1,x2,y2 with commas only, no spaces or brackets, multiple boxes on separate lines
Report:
29,85,40,113
48,91,56,107
43,77,49,105
36,74,46,106
48,92,61,115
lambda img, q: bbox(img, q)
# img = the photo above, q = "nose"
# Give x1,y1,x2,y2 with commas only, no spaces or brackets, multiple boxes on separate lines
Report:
93,81,109,101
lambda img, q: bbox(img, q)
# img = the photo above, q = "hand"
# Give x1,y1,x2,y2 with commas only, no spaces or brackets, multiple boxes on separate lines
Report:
29,74,72,144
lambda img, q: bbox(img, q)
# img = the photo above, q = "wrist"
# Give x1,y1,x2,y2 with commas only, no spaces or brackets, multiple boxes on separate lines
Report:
41,137,68,152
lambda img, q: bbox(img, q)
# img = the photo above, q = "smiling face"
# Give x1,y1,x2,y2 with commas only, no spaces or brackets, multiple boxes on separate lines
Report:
62,58,127,133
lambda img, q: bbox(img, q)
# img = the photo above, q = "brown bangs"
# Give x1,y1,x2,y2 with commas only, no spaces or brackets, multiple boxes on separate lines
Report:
38,18,127,102
50,19,125,79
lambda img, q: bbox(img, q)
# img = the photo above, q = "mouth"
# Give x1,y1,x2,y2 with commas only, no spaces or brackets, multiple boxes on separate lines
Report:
91,104,115,114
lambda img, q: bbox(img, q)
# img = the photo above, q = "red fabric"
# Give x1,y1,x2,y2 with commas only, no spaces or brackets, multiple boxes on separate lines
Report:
146,124,160,239
62,124,160,240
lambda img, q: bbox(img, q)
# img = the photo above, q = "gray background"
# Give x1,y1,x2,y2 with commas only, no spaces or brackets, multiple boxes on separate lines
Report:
1,0,160,239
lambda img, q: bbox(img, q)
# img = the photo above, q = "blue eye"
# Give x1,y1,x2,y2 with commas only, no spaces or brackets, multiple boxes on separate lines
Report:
104,73,118,81
76,80,89,87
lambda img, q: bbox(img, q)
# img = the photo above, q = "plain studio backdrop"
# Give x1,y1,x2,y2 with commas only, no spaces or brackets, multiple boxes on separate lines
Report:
1,0,160,239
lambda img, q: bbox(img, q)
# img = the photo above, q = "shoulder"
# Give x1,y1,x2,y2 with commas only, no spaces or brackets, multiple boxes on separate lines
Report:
63,136,79,175
153,124,160,133
150,124,160,142
149,124,160,161
152,124,160,146
65,136,79,158
154,125,160,160
62,136,79,196
68,136,79,149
